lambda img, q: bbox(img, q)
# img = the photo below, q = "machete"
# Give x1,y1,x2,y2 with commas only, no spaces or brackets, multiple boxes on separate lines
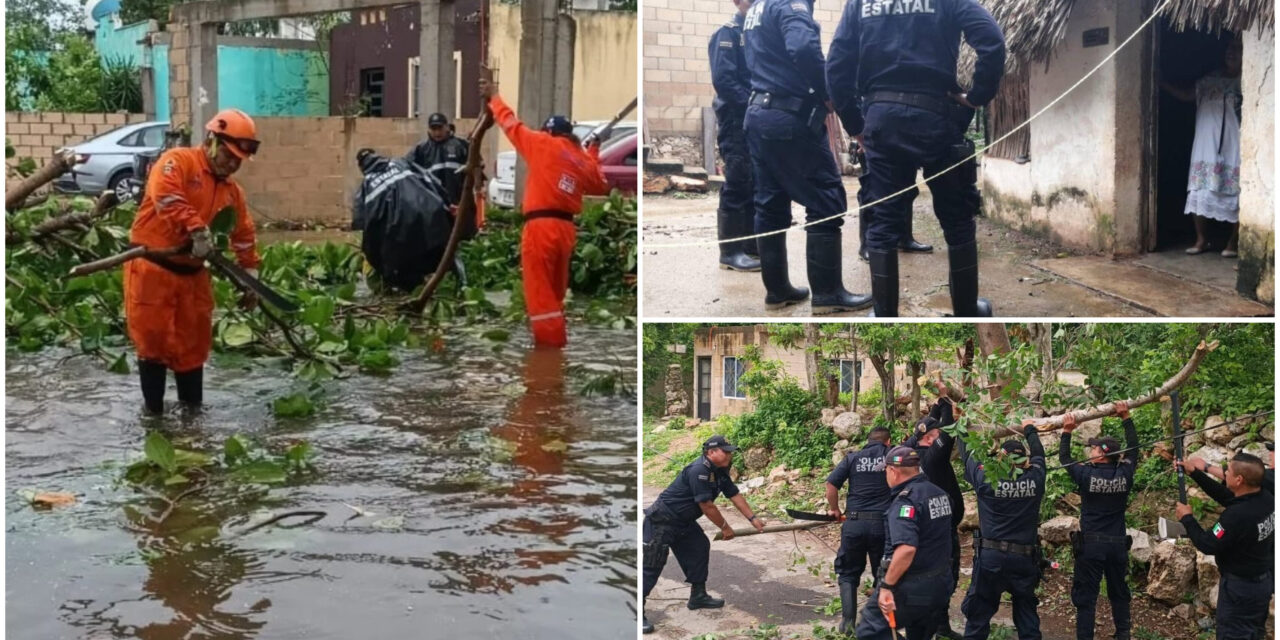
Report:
786,508,839,522
1159,390,1190,539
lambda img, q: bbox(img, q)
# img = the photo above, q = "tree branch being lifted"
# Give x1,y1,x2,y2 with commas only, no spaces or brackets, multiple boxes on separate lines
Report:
6,150,79,211
406,109,496,314
712,520,833,540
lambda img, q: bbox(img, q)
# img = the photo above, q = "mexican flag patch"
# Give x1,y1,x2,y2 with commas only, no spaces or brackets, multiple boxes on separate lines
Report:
1212,522,1225,539
898,505,915,519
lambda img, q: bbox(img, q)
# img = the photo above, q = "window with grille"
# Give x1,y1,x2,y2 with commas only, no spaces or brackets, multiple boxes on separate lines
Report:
723,357,747,399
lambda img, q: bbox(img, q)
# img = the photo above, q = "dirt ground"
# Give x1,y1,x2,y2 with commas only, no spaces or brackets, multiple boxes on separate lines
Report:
640,182,1272,318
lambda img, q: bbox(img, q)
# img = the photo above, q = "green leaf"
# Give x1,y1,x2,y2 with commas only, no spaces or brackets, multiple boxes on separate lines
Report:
224,435,250,463
358,349,398,374
481,329,510,342
108,352,130,374
273,393,316,418
163,473,190,486
210,206,237,235
302,296,335,328
223,323,254,347
144,431,176,474
230,460,287,484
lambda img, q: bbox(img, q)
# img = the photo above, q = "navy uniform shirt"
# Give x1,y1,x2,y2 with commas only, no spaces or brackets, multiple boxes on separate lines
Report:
961,426,1047,545
826,0,1006,135
827,441,892,513
1180,472,1273,578
884,473,953,575
903,402,964,523
742,0,829,103
654,455,741,524
709,13,751,122
403,135,470,205
1060,418,1140,536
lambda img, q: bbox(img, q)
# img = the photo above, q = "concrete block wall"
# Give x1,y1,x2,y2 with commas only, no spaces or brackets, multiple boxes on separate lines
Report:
234,116,477,224
5,112,150,166
643,0,842,138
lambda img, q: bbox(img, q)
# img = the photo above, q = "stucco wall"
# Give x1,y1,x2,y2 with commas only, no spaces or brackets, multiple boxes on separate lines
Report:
1237,23,1275,302
983,0,1128,252
643,0,843,138
217,44,329,116
95,18,154,67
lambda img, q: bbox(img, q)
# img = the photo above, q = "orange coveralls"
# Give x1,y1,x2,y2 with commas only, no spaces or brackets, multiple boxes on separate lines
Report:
489,96,610,348
124,147,260,372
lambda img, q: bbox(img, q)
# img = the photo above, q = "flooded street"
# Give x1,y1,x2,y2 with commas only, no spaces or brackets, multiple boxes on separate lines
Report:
7,329,637,639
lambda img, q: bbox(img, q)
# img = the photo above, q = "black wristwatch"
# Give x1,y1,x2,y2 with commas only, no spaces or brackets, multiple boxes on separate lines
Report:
881,581,898,593
747,514,758,522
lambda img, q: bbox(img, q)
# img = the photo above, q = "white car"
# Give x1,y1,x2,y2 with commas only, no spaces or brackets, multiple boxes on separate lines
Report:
488,120,637,209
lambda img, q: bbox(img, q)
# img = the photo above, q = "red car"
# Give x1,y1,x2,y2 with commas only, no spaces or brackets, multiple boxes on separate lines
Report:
598,132,638,196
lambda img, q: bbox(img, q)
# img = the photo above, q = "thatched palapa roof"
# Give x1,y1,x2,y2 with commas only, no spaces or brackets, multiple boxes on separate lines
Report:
957,0,1273,85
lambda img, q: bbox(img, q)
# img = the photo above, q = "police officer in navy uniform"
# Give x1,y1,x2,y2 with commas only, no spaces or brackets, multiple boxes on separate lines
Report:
901,393,964,639
741,0,872,314
404,112,470,206
959,419,1047,640
1175,452,1274,640
826,0,1006,317
709,0,762,272
824,426,893,633
853,446,954,640
1059,402,1140,640
641,435,766,634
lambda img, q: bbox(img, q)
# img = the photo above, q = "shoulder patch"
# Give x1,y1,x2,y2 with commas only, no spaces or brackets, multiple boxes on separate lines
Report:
789,1,809,12
897,505,916,519
1211,522,1225,538
162,158,176,175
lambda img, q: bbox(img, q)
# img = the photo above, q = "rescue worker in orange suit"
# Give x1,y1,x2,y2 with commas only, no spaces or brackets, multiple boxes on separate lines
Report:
479,78,610,348
124,108,262,414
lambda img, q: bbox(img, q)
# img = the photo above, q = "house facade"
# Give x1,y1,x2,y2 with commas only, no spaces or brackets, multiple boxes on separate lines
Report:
690,325,939,421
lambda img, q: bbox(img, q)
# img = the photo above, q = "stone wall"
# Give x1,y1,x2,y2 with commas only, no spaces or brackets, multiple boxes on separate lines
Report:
1237,23,1275,303
5,112,150,166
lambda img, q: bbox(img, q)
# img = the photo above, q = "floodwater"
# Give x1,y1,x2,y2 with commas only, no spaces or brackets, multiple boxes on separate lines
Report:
6,329,637,639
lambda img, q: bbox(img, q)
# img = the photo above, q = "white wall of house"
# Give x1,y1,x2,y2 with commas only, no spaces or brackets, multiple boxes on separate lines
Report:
1237,24,1274,303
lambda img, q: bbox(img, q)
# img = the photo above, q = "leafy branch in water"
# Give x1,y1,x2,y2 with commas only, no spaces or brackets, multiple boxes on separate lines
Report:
6,192,636,381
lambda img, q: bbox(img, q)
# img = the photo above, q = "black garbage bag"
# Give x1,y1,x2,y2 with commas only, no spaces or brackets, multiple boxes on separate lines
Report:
352,149,470,291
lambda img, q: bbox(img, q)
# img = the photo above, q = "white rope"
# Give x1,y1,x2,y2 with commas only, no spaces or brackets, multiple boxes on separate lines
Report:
644,0,1174,249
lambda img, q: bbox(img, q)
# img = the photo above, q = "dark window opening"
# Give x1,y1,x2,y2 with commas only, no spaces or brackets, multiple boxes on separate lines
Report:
360,67,386,117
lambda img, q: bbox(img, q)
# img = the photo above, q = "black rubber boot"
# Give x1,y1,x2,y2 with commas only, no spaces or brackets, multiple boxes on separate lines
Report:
174,366,203,408
741,211,760,260
643,613,654,634
947,241,993,317
839,581,857,635
718,209,761,272
758,233,809,309
807,230,872,314
687,582,725,610
898,214,934,253
858,211,870,262
1111,597,1131,640
138,359,166,415
868,249,899,317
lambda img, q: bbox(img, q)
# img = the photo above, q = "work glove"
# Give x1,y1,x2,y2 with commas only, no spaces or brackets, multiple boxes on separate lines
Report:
238,269,260,311
190,227,213,259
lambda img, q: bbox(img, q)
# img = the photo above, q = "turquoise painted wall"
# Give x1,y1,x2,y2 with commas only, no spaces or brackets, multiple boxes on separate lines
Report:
94,18,150,67
216,46,329,116
153,44,170,122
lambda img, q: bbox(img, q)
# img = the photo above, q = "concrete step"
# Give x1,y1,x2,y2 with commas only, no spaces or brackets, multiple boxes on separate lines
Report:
645,156,685,175
680,166,709,181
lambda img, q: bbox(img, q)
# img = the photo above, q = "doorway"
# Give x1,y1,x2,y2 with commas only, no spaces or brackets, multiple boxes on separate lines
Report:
696,357,711,421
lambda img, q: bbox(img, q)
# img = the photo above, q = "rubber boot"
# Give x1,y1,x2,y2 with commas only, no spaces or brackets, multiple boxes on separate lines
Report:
741,211,760,260
643,613,654,634
868,249,899,317
807,230,872,314
138,359,166,415
838,581,857,635
758,233,809,309
1111,597,1131,640
174,366,203,408
858,211,870,262
898,214,933,253
687,582,725,610
947,241,993,317
718,209,761,272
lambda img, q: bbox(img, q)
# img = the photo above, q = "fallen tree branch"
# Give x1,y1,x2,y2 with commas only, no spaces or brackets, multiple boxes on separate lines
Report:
6,150,78,211
407,109,495,313
66,245,185,278
25,192,119,242
712,520,832,540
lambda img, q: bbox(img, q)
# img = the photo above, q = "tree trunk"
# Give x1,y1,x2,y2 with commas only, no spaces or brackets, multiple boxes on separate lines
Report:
6,150,78,211
975,323,1012,399
910,361,922,422
1028,323,1054,389
870,348,895,423
803,323,820,395
850,337,859,412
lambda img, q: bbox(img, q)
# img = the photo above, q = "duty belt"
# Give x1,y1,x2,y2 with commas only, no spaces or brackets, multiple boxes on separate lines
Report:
846,511,886,521
1223,570,1272,583
978,538,1037,557
748,91,810,114
524,209,575,223
130,244,204,276
1079,532,1128,545
864,91,952,117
